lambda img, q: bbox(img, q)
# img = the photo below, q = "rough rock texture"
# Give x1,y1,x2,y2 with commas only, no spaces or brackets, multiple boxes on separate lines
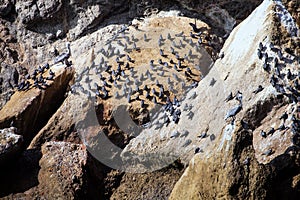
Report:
110,165,184,200
0,127,23,165
168,0,300,199
0,0,299,199
15,0,128,41
0,0,264,110
0,65,74,147
1,141,93,199
37,141,89,199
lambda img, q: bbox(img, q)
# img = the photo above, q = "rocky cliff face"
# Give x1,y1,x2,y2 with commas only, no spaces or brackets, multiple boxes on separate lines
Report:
0,0,299,199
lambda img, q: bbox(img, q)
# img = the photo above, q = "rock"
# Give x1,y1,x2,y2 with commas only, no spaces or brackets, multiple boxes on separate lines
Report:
0,127,23,164
0,149,42,198
28,95,84,149
37,141,88,199
0,62,19,109
110,167,183,200
1,0,298,199
175,0,263,34
168,0,300,199
15,0,129,41
15,0,63,24
0,65,74,147
205,6,236,35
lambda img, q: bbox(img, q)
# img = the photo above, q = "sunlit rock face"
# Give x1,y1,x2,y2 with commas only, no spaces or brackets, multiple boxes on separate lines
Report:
0,0,299,199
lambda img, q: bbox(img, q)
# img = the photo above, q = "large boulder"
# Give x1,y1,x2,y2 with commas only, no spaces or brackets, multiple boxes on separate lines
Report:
168,0,300,199
37,141,88,199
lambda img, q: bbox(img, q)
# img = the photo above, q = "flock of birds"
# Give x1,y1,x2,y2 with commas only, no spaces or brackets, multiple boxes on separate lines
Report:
71,20,209,129
256,40,300,156
14,16,299,158
16,43,72,91
16,63,56,91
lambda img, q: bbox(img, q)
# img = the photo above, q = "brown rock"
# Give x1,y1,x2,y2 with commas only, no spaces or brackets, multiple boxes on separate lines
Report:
38,141,88,199
0,65,74,147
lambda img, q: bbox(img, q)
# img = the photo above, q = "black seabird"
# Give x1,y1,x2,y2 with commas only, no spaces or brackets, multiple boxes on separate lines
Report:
257,49,263,59
267,127,275,135
224,103,242,120
189,19,202,33
253,85,264,94
127,55,135,63
235,91,243,102
225,92,233,102
167,33,172,40
175,31,184,37
279,112,288,122
54,42,71,64
190,32,197,39
160,49,167,57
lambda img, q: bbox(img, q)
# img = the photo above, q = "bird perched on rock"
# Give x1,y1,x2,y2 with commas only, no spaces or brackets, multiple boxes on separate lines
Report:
260,130,267,138
235,91,243,102
279,112,288,122
189,19,202,33
225,92,234,102
224,103,242,120
262,149,273,156
54,42,71,64
253,85,264,94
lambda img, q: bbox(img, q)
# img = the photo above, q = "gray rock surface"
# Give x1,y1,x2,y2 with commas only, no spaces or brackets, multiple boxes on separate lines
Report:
0,0,299,199
0,127,23,164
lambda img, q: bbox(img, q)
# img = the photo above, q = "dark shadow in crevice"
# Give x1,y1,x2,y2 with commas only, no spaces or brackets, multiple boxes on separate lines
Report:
0,149,42,197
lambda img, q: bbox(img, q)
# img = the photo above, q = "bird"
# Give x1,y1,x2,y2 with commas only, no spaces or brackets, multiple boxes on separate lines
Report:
253,85,264,94
263,62,271,72
160,49,167,57
257,49,263,59
189,92,197,100
167,33,172,40
180,130,189,137
224,103,242,120
258,42,263,51
225,92,234,102
140,100,145,108
194,147,201,154
159,34,164,41
127,54,134,63
286,69,293,80
260,130,267,138
235,91,243,102
198,132,207,139
143,34,148,41
267,127,275,135
189,19,202,33
170,131,180,138
279,112,288,122
170,47,175,55
262,149,273,156
181,139,192,148
54,42,71,64
175,31,184,37
190,32,197,39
